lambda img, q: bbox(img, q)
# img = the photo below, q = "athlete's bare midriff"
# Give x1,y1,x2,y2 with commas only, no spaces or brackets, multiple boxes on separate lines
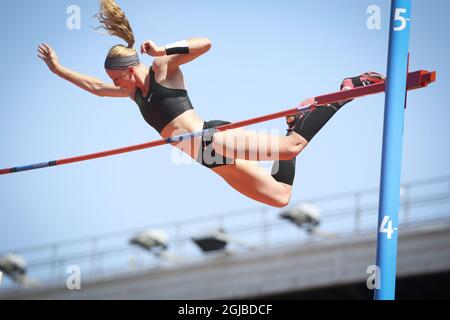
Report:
157,109,205,161
159,109,204,139
129,63,206,160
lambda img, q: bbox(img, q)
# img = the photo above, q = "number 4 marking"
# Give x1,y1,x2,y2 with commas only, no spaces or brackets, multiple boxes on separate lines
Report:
379,216,398,239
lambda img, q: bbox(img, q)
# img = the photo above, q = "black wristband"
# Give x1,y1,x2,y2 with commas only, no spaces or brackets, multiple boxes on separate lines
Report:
164,40,190,55
165,47,190,55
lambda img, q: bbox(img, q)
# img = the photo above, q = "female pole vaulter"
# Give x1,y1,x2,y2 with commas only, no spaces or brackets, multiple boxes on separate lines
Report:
37,0,384,207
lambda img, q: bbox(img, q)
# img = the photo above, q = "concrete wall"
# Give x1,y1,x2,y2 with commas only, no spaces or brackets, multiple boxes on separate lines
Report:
2,220,450,300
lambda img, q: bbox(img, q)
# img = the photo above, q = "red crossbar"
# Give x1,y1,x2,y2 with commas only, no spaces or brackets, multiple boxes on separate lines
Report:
0,70,436,176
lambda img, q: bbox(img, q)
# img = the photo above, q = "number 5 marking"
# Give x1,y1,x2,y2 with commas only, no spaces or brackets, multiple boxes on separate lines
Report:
394,8,409,31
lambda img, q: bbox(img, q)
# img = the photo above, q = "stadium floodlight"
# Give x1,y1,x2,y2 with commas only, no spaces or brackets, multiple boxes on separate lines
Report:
0,253,26,282
192,228,228,253
0,253,40,288
129,229,168,251
280,203,336,239
129,229,181,263
280,203,321,232
191,228,256,254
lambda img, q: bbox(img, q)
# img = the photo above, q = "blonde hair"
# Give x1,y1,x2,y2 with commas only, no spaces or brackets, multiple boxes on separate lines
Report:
95,0,136,58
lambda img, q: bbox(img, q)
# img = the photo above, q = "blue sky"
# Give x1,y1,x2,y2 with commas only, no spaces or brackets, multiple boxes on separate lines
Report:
1,0,449,251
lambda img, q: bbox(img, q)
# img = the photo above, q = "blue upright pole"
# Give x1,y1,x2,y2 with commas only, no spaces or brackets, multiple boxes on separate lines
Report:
374,0,411,300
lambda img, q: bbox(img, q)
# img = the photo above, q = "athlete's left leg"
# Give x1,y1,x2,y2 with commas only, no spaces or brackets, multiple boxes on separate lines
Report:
210,159,293,208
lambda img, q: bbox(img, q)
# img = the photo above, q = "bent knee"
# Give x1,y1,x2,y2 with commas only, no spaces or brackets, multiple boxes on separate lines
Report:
280,135,308,160
272,197,290,208
271,186,292,208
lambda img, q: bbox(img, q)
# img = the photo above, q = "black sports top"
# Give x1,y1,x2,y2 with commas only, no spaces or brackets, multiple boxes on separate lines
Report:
134,66,194,134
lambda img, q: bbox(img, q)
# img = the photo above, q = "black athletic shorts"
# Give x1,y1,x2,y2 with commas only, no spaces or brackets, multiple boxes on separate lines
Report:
196,120,235,168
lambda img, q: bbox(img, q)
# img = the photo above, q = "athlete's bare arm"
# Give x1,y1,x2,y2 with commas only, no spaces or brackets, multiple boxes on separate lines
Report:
37,43,130,98
141,38,212,70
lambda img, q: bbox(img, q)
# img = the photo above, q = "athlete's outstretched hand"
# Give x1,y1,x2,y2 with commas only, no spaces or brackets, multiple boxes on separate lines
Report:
140,40,165,57
37,43,60,73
